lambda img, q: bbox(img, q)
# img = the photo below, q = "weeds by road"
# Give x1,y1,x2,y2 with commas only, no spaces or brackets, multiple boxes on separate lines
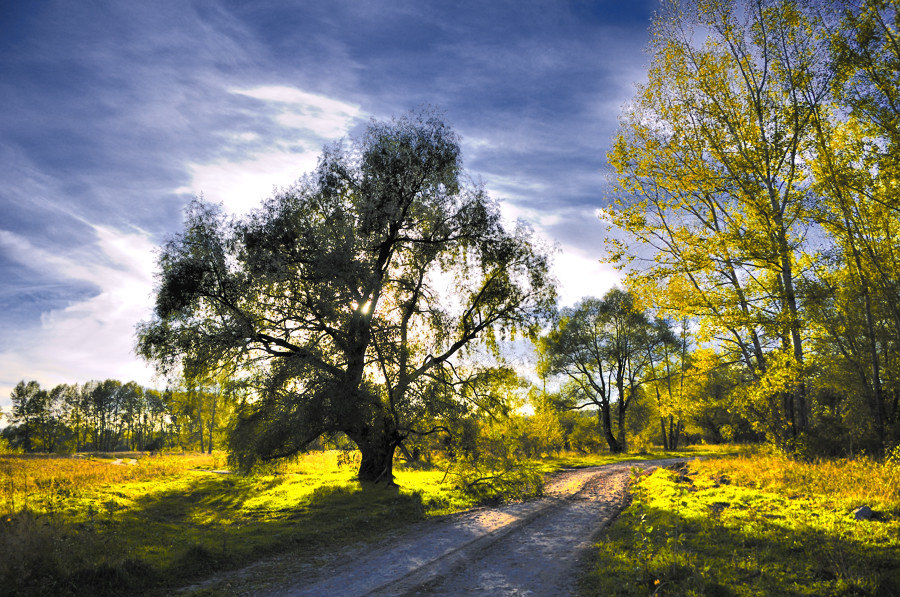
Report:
580,453,900,595
0,446,731,595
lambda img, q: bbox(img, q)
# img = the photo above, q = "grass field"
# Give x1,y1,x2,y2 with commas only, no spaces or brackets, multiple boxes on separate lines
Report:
0,451,458,595
0,447,729,596
580,451,900,596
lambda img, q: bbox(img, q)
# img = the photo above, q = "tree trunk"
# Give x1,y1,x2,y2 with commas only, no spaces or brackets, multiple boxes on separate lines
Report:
598,404,621,453
660,417,669,450
353,428,398,485
671,418,681,450
22,423,32,453
615,376,627,453
848,225,887,454
357,442,396,484
777,217,808,433
196,389,205,454
207,393,218,455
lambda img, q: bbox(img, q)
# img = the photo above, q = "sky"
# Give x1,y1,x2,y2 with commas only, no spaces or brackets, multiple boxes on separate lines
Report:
0,0,658,407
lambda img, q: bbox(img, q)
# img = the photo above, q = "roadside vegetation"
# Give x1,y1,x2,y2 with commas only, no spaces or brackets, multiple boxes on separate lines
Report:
0,446,726,596
581,450,900,596
0,450,448,596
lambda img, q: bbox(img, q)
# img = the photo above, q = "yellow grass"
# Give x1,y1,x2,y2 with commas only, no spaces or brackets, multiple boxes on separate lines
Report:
0,452,219,515
691,452,900,511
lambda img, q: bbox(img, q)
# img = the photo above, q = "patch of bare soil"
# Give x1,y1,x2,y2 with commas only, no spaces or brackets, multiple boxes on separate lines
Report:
182,458,683,596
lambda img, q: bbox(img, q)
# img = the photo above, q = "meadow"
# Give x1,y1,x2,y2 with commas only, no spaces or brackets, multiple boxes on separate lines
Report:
0,448,707,596
580,450,900,596
6,445,893,596
0,451,454,595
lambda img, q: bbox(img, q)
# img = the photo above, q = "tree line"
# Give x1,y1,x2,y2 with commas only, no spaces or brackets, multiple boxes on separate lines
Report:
2,378,235,454
604,0,900,456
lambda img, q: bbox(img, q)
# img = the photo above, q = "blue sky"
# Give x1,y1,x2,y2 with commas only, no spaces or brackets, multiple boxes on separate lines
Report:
0,0,656,405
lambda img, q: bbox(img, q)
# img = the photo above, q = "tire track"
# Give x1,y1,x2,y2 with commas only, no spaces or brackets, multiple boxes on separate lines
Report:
275,459,682,597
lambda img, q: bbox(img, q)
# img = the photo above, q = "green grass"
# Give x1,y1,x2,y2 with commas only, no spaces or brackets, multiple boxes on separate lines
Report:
580,453,900,596
0,446,735,596
0,452,446,596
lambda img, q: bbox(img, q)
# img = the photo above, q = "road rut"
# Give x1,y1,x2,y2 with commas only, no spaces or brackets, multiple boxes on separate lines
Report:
268,459,683,596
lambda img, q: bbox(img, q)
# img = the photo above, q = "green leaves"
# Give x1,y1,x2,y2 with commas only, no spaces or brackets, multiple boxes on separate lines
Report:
138,109,555,481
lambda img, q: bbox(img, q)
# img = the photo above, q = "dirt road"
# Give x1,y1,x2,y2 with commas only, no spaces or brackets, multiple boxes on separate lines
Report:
245,458,682,596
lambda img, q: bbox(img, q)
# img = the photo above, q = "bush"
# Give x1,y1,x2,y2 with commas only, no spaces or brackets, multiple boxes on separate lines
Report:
0,437,20,455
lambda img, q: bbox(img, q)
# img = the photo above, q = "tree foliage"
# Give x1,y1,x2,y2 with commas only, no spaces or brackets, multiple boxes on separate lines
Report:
539,289,671,452
137,110,555,483
605,0,900,454
2,378,222,454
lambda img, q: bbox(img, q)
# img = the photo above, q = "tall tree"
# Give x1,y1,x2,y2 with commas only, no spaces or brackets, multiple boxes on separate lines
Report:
138,110,555,483
804,0,900,452
141,388,169,451
642,316,684,450
829,0,900,199
66,383,91,452
8,380,45,452
41,384,74,453
89,380,118,451
606,0,830,445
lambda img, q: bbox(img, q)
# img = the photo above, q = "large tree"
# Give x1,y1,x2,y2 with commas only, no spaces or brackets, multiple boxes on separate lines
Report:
805,0,900,452
137,110,555,484
8,380,45,452
605,0,831,445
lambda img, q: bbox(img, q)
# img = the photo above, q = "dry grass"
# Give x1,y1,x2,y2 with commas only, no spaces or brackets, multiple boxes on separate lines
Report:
691,452,900,512
0,453,219,516
0,450,466,596
581,451,900,596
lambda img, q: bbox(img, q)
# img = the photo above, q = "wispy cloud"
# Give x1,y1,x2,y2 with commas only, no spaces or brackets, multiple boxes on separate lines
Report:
0,225,157,403
232,86,363,138
177,85,366,214
178,149,321,214
497,199,620,307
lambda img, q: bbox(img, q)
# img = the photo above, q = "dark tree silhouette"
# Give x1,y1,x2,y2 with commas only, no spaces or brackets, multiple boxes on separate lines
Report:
137,110,555,483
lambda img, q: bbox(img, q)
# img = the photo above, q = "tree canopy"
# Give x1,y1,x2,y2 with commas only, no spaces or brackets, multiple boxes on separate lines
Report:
137,110,556,483
539,289,671,453
605,0,900,454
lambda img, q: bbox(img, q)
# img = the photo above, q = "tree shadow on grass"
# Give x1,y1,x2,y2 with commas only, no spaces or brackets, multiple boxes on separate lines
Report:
582,503,900,597
1,473,424,596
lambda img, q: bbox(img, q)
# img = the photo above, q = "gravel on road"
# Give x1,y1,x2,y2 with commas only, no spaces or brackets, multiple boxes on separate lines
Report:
265,458,684,596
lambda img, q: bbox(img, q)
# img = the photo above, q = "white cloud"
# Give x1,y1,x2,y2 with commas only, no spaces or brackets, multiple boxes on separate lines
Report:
0,225,158,406
232,85,363,139
498,200,563,229
178,149,321,214
494,199,620,307
552,247,620,307
176,85,366,215
595,206,614,225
